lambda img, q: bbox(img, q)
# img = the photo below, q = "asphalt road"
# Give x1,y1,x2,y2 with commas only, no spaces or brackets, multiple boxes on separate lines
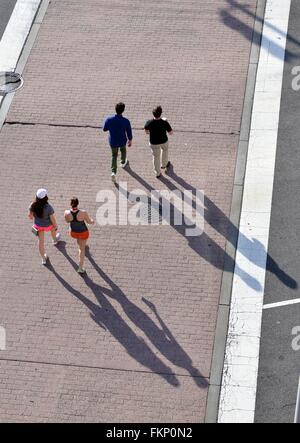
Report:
255,0,300,423
0,0,17,41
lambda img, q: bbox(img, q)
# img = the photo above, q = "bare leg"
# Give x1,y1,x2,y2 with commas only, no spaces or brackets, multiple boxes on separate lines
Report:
38,230,46,258
50,228,56,242
77,239,87,269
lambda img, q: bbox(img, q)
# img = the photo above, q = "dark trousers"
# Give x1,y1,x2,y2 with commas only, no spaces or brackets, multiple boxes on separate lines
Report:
111,146,126,173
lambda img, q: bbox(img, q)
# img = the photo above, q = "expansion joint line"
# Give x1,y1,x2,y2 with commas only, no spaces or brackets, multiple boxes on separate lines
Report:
4,120,239,136
0,357,208,381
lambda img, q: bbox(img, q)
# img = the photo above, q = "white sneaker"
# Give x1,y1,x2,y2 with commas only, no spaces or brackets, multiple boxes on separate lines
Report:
111,173,116,182
121,159,128,168
53,232,61,246
77,266,86,274
42,254,48,265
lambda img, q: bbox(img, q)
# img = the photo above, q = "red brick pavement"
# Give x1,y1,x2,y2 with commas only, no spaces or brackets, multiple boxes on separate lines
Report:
0,0,257,422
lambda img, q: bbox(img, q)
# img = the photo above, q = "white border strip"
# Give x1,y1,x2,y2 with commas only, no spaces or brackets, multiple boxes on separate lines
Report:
0,0,41,71
218,0,291,423
0,0,41,104
263,298,300,310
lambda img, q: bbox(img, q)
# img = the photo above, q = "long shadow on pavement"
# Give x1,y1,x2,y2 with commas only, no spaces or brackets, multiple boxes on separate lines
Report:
122,166,262,292
85,247,208,389
165,165,297,290
220,0,299,62
48,242,208,389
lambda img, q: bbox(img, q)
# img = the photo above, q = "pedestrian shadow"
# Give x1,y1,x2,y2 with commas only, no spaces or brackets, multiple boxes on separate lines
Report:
220,0,299,62
165,165,297,290
120,166,262,292
85,247,208,389
50,243,208,388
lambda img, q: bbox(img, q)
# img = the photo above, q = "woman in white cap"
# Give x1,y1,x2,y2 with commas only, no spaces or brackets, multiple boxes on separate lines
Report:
28,189,61,265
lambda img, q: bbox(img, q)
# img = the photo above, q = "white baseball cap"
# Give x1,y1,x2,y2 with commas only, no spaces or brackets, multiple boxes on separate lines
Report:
36,188,48,199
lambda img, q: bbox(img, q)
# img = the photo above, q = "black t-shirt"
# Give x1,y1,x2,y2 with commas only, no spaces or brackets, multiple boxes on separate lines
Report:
144,118,172,145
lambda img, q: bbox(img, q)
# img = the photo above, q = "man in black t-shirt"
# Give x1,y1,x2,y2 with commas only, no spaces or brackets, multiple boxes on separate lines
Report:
144,106,173,178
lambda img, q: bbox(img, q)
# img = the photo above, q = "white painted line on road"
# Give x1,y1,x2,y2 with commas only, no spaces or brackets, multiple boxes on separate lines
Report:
0,0,41,72
263,299,300,310
218,0,291,423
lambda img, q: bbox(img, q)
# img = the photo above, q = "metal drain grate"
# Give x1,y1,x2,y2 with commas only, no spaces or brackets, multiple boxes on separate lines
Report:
0,71,23,94
139,198,163,224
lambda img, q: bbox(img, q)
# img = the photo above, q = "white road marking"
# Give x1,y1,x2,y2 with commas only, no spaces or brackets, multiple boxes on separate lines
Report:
218,0,292,423
0,0,41,71
263,299,300,310
0,0,41,105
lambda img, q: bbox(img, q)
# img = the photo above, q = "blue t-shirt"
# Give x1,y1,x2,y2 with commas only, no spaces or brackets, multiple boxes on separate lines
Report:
103,114,132,148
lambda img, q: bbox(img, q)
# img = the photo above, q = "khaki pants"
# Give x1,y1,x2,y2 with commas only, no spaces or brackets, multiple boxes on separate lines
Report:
150,142,169,175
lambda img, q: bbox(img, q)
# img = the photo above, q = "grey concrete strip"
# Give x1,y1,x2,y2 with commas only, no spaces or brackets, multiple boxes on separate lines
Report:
239,63,259,142
16,23,41,73
205,308,230,423
34,0,50,24
0,0,50,131
234,141,249,186
205,384,224,424
219,185,243,307
207,307,230,386
204,0,267,423
0,93,14,130
240,2,266,140
249,0,266,64
15,0,50,71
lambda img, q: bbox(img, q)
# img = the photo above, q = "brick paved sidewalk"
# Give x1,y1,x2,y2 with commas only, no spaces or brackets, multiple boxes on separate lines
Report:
0,0,257,422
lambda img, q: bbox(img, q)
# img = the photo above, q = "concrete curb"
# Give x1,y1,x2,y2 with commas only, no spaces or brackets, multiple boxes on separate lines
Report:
204,0,267,423
0,0,51,130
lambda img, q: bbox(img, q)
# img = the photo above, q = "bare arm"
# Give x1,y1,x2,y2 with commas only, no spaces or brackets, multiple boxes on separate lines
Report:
64,210,71,223
50,213,58,230
144,121,150,135
84,211,95,225
166,120,173,135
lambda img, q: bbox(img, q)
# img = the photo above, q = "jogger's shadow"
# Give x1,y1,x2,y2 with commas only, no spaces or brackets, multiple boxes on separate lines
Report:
52,243,208,388
85,246,208,389
49,243,179,387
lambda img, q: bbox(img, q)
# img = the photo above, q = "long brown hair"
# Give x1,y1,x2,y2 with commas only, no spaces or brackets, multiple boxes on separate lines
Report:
30,196,48,218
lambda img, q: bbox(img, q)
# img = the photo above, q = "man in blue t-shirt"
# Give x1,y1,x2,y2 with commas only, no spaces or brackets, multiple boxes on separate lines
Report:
103,102,133,182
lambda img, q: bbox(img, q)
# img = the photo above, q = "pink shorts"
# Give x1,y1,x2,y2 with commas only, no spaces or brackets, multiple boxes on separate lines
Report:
34,224,54,232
